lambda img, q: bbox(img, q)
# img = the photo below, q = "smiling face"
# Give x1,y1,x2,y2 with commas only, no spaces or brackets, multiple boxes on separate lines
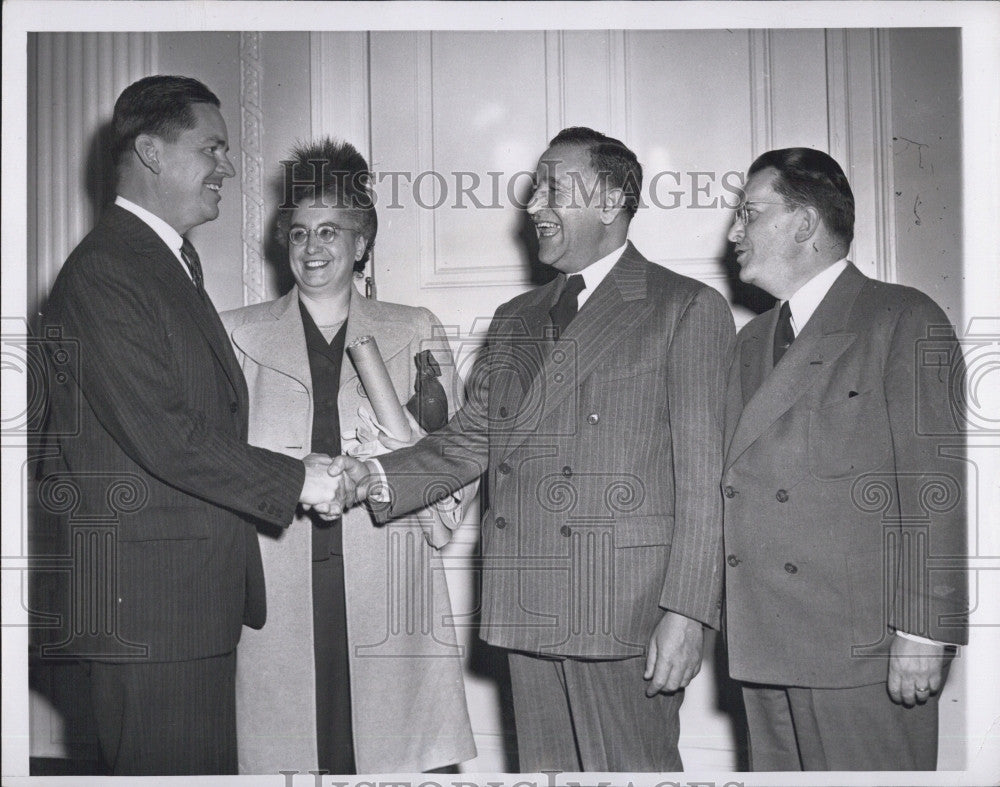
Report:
727,167,806,299
526,143,616,274
287,205,367,299
153,102,236,235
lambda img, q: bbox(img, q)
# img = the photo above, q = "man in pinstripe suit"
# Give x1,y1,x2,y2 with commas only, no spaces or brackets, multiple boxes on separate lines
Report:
333,127,735,771
40,75,345,775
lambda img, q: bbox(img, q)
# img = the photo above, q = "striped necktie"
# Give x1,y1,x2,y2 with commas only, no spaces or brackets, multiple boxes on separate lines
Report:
180,237,206,298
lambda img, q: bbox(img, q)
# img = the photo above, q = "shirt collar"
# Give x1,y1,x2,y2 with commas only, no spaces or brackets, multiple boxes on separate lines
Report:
784,258,849,336
115,195,186,265
574,242,628,309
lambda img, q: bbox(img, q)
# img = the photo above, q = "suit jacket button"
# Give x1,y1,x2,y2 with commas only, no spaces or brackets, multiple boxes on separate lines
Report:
495,516,507,529
562,465,572,477
499,406,508,418
727,554,741,567
724,485,736,498
498,462,511,475
784,562,798,574
258,502,266,511
560,525,572,537
587,413,599,425
230,401,239,413
776,489,789,503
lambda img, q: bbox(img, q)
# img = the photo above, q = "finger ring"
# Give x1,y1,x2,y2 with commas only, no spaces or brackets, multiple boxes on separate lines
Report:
916,686,929,692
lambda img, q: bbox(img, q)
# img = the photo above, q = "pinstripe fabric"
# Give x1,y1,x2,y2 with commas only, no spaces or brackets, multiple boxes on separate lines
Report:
41,206,305,661
509,653,684,771
378,243,735,658
87,652,237,775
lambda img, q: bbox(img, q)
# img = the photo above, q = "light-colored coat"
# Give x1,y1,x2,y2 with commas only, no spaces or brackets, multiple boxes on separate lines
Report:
377,243,736,658
221,287,475,774
722,264,967,688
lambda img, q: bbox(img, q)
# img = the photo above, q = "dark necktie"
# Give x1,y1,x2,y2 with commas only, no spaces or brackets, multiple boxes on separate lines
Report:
772,300,795,366
549,274,586,340
180,237,206,298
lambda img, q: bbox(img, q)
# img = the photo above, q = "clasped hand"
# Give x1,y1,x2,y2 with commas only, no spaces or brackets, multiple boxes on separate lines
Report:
300,412,423,518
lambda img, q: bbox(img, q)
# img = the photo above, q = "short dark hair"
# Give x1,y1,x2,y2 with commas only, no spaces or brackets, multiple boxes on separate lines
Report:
275,137,377,272
548,127,643,218
111,75,221,167
748,148,855,247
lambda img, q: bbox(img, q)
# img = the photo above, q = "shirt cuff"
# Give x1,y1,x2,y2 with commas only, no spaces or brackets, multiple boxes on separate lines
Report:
364,457,391,503
893,629,956,649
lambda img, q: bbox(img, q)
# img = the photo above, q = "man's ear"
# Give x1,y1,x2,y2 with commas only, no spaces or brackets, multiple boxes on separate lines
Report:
794,205,821,243
600,187,626,225
134,134,162,174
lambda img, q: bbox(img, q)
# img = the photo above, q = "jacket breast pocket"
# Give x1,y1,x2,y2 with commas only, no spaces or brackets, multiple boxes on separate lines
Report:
613,514,673,548
808,390,891,480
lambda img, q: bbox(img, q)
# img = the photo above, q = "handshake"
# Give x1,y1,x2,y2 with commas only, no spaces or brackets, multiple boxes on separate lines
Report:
298,405,425,520
299,453,379,520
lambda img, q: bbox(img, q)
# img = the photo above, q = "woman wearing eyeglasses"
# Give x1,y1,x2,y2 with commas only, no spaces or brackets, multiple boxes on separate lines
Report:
221,138,475,775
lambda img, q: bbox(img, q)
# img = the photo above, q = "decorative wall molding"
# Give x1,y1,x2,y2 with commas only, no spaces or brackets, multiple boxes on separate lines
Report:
824,29,897,283
873,30,898,284
29,32,156,324
309,32,374,289
544,31,565,141
608,30,629,142
239,32,267,306
310,32,372,160
748,30,773,158
411,33,530,289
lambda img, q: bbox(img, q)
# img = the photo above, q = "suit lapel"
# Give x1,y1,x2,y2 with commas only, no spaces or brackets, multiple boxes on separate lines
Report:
499,243,651,460
109,206,247,403
725,264,867,470
229,289,312,395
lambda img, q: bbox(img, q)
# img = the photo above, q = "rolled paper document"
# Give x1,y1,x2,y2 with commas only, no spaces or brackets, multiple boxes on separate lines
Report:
347,335,412,441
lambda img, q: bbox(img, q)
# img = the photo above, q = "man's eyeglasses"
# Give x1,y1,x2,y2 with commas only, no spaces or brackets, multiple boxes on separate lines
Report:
734,200,788,226
288,224,356,246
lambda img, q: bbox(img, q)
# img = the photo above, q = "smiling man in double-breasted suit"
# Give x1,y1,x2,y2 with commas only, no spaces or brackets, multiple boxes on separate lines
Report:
722,148,967,770
333,127,736,771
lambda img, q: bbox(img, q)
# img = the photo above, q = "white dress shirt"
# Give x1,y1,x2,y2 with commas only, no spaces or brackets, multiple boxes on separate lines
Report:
575,242,628,309
782,258,848,337
115,195,194,282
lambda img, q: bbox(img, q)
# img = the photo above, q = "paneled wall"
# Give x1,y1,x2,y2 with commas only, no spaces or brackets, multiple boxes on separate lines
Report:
27,33,156,328
25,29,964,772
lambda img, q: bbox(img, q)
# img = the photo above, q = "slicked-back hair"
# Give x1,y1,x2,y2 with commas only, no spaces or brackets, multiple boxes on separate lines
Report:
276,137,377,272
111,75,221,167
548,127,643,218
749,147,855,247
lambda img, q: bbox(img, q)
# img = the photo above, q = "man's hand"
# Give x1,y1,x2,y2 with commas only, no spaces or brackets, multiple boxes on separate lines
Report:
328,454,378,508
643,610,704,696
887,634,951,706
299,453,348,520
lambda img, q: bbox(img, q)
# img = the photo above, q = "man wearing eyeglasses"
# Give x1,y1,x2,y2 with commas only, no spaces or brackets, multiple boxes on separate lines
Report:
721,147,967,770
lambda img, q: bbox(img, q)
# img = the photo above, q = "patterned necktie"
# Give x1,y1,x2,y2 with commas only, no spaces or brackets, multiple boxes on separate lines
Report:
180,237,206,298
772,300,795,366
549,274,586,340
